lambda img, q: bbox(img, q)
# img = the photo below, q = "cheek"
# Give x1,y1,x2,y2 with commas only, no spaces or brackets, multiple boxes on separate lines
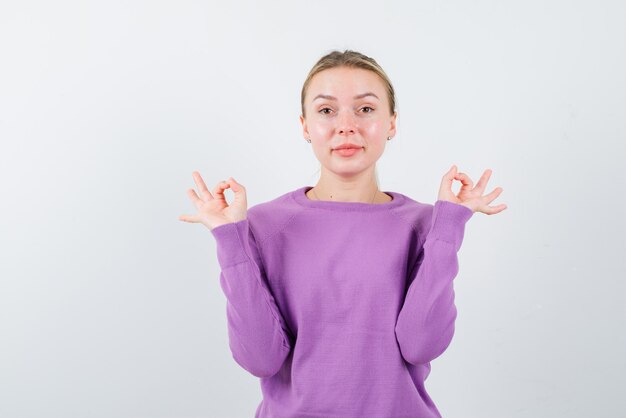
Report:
362,120,387,137
310,121,334,136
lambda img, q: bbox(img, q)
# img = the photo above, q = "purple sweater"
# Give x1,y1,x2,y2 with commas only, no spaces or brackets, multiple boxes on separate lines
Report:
210,186,474,418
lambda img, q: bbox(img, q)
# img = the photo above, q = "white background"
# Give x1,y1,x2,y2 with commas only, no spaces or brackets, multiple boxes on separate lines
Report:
1,0,625,417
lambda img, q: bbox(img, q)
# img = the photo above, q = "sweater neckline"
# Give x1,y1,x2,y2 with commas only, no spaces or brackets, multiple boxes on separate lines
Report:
291,186,405,212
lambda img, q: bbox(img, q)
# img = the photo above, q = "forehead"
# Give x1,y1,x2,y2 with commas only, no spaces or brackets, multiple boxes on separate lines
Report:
307,67,386,99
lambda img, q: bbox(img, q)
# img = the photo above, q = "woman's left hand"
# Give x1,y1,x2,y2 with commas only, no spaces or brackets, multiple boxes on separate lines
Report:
437,165,507,215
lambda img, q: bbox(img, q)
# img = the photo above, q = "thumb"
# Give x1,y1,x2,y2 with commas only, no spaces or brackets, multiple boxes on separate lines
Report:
438,165,457,200
229,176,241,191
228,177,246,201
443,164,457,182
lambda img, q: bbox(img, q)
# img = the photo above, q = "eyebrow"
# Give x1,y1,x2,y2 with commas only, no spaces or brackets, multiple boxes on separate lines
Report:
312,92,379,102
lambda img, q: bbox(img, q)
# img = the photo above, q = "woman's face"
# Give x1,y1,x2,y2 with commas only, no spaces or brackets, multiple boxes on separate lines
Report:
300,67,397,178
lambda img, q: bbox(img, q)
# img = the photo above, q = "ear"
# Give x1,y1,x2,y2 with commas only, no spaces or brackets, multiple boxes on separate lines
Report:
388,111,398,138
300,114,310,140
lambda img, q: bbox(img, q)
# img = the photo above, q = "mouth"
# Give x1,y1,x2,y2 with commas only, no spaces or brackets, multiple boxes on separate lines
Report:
333,147,363,157
332,144,364,151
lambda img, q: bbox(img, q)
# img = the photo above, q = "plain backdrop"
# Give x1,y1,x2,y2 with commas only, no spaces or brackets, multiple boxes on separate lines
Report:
1,0,625,417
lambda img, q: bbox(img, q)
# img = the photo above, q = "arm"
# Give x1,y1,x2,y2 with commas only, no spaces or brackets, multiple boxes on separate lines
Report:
211,218,292,378
394,200,473,365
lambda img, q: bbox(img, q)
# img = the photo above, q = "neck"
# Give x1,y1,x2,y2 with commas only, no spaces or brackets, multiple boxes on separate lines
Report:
310,186,379,203
306,168,391,203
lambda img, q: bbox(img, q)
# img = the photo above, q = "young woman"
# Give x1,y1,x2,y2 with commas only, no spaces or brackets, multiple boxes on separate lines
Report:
180,50,506,418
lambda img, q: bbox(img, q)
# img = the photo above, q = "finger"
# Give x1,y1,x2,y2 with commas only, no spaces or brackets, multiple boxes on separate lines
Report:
474,169,493,194
192,171,213,201
179,213,200,223
228,177,244,194
483,186,504,205
482,203,507,215
454,172,474,189
212,180,231,202
228,177,247,204
186,188,203,207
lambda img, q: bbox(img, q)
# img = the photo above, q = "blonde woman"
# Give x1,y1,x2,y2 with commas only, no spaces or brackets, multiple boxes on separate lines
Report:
180,50,507,418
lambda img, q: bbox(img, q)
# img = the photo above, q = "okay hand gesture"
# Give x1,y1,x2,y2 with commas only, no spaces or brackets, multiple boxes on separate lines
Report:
438,165,507,215
179,171,248,231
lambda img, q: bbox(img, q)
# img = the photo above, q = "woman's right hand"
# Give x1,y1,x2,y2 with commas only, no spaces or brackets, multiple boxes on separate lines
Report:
179,171,248,231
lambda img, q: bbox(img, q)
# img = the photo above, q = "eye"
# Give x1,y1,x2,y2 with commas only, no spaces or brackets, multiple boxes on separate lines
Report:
319,107,332,115
361,106,374,113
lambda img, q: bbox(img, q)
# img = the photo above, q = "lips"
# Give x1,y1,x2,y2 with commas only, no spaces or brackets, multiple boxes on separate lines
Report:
333,144,363,150
334,147,362,157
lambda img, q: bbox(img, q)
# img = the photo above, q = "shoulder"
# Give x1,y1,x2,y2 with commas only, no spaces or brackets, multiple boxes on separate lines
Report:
389,192,435,245
245,187,307,244
391,192,474,246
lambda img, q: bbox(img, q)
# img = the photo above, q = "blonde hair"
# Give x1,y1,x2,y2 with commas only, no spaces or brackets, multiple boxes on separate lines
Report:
300,49,397,118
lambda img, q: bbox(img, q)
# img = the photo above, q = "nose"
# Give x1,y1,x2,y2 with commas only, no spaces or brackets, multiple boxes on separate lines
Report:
336,110,357,136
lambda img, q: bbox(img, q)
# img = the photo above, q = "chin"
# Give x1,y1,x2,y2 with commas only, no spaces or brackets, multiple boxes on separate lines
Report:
329,162,372,175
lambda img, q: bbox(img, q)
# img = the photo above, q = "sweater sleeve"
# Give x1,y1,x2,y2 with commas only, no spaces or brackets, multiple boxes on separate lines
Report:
210,218,292,378
394,200,473,365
